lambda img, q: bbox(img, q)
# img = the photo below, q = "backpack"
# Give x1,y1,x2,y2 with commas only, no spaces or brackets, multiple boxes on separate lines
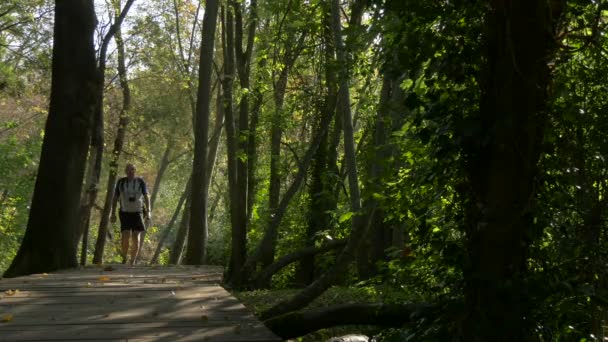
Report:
116,177,147,213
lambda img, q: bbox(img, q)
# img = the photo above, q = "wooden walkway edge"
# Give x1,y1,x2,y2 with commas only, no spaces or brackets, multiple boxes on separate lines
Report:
0,265,282,342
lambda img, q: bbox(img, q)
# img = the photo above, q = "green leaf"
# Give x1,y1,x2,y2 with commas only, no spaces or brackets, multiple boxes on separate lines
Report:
338,212,354,223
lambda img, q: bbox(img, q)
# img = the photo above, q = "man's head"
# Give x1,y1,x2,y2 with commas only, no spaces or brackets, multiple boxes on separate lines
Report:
125,163,136,179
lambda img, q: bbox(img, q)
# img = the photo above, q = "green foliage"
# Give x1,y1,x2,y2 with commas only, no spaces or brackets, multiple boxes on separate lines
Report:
0,131,42,273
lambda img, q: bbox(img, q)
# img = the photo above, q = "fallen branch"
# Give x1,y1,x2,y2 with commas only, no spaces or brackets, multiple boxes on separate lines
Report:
264,302,438,339
253,239,346,288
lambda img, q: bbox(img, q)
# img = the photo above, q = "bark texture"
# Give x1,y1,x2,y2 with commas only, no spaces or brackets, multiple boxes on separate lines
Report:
462,1,562,340
4,0,97,277
92,6,133,263
185,0,219,265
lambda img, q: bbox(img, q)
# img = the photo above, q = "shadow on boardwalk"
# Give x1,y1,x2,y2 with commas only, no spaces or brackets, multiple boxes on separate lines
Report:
0,265,281,341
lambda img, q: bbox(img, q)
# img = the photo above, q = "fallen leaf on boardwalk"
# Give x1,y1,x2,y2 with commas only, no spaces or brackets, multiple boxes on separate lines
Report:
201,315,208,323
1,314,13,322
97,276,111,281
41,273,48,276
4,289,19,296
86,282,92,287
103,266,114,271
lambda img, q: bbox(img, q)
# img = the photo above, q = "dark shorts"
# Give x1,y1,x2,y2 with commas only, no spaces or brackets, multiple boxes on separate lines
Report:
119,211,145,232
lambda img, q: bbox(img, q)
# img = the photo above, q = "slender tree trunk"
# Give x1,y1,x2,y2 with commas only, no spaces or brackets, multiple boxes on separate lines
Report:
222,5,247,282
77,0,136,265
234,102,335,288
261,31,308,270
185,0,219,265
297,13,338,285
462,1,562,340
258,239,346,289
169,195,191,264
205,84,225,198
233,0,257,234
247,85,263,222
260,0,367,319
358,75,392,278
150,142,171,210
92,5,133,264
150,177,191,264
4,0,97,277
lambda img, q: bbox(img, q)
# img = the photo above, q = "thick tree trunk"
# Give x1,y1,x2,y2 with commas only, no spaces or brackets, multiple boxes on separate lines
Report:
4,0,97,277
150,177,191,264
185,0,219,266
462,1,561,340
92,8,132,264
260,0,367,319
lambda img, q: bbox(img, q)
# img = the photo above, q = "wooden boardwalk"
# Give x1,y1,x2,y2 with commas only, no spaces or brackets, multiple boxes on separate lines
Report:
0,265,282,342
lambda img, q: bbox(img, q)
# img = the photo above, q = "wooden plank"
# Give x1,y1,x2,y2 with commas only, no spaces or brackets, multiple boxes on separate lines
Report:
0,324,279,341
0,266,281,342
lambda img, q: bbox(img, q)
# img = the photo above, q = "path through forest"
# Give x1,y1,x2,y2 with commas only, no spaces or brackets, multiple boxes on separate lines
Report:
0,265,280,341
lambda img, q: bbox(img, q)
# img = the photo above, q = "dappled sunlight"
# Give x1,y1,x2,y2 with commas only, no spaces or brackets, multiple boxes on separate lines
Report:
0,265,279,341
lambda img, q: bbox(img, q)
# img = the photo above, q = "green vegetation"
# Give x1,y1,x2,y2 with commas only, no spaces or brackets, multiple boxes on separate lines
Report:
2,0,608,340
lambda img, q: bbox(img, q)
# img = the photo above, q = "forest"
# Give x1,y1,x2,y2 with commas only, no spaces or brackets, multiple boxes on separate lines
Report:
1,0,608,340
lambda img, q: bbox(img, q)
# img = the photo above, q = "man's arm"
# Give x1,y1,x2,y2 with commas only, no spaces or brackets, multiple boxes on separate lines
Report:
110,181,120,223
144,193,152,219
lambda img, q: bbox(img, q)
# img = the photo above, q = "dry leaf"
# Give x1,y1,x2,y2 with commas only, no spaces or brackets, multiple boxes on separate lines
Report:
1,314,13,322
103,266,114,271
97,276,111,281
4,289,19,296
201,315,209,322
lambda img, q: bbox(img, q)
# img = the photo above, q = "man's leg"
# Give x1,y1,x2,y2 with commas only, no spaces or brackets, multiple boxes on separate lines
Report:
121,230,131,264
130,231,142,265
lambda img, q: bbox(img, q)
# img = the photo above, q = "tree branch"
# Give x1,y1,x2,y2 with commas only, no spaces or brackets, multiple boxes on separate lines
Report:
264,302,439,340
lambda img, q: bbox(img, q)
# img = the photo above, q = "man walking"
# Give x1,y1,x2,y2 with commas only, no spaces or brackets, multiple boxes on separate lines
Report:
110,163,151,265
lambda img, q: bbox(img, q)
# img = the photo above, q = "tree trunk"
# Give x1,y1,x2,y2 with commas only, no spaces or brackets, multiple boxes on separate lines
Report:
169,195,191,264
92,5,133,264
231,104,335,288
3,0,97,277
256,239,346,288
261,31,308,271
265,302,441,340
259,0,367,319
205,82,225,199
462,1,562,340
221,5,247,282
247,84,263,222
76,0,136,265
297,13,338,285
150,142,172,210
359,74,394,278
150,176,191,264
185,0,219,266
233,0,257,233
